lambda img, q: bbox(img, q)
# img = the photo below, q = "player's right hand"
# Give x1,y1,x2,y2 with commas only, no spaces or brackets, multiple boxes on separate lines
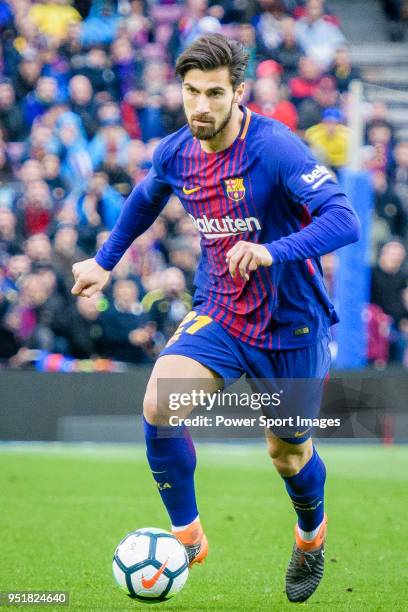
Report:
71,258,110,298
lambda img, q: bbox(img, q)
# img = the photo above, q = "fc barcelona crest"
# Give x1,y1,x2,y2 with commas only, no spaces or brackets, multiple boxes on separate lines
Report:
224,177,245,201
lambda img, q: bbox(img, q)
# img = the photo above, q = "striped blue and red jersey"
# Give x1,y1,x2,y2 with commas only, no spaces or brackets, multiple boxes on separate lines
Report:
96,106,360,349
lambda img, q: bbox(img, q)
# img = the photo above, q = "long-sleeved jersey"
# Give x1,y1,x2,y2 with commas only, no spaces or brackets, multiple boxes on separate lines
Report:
96,107,360,349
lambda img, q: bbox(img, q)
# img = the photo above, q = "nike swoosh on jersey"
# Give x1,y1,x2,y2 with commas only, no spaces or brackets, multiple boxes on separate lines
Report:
183,185,201,194
141,559,168,589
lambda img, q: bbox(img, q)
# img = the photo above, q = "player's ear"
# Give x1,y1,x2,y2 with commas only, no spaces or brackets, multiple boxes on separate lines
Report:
233,82,245,104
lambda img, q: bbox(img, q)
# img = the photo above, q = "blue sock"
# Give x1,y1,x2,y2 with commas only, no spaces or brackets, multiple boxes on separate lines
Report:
282,447,326,532
143,416,198,527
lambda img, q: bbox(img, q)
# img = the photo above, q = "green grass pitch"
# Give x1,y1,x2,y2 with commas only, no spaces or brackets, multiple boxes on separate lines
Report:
1,443,407,611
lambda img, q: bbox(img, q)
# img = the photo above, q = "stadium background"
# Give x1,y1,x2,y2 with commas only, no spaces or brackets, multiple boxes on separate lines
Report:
0,0,408,374
1,2,408,610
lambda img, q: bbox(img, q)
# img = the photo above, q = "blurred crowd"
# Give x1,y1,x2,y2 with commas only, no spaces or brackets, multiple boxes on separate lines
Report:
0,0,407,370
380,0,408,41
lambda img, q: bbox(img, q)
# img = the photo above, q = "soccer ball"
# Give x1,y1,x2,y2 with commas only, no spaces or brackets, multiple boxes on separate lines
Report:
112,527,189,602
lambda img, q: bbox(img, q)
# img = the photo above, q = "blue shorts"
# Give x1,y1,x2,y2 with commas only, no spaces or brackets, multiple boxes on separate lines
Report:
160,312,331,444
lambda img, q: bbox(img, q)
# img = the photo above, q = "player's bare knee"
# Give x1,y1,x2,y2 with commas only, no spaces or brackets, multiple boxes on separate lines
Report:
143,390,168,425
265,436,292,460
142,392,157,423
267,438,312,477
272,454,303,477
143,389,195,426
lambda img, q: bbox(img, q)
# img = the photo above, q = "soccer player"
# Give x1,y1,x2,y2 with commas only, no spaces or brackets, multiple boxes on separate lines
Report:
71,34,360,603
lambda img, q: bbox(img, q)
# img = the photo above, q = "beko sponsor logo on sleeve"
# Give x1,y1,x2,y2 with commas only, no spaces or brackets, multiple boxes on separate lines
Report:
301,164,331,190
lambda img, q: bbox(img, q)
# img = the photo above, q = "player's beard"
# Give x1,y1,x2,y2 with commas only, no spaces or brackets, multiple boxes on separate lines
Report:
189,100,234,140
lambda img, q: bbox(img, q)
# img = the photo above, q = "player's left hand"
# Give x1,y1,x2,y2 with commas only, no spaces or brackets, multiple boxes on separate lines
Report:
226,241,273,280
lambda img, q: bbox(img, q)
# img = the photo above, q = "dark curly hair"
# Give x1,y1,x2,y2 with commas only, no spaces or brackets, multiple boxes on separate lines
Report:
175,34,248,91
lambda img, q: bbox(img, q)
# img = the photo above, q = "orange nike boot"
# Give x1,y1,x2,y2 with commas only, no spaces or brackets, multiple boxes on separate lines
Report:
172,519,208,567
